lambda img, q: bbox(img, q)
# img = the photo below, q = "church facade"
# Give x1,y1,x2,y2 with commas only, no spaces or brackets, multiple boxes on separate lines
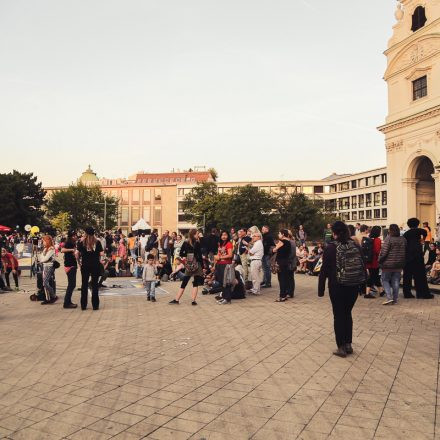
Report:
379,0,440,229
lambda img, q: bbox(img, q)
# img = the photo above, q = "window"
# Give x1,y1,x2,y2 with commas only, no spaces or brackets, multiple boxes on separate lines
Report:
121,207,129,224
154,189,162,201
143,189,151,203
143,207,150,222
178,214,191,222
178,188,184,196
365,177,370,187
178,201,185,212
131,207,140,223
121,190,129,204
381,174,387,184
359,211,365,220
341,213,350,221
132,190,139,203
340,182,349,191
358,195,364,208
351,196,357,209
366,210,372,220
374,192,381,206
412,6,427,32
382,208,388,218
314,186,324,194
382,191,387,206
358,178,365,188
413,76,427,101
374,209,381,219
302,186,314,195
351,180,357,189
330,185,337,193
352,211,358,221
153,206,162,224
366,193,372,207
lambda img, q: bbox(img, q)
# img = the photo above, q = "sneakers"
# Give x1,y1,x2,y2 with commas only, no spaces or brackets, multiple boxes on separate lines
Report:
382,299,394,305
191,301,197,306
151,297,156,302
147,295,151,301
63,303,78,309
217,299,230,305
169,299,179,304
50,296,58,304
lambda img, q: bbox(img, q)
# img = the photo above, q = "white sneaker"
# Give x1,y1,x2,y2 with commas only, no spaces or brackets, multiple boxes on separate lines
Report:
382,299,394,305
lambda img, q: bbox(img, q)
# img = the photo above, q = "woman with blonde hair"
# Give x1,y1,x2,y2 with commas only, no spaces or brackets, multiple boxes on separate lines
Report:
77,227,104,310
39,235,57,305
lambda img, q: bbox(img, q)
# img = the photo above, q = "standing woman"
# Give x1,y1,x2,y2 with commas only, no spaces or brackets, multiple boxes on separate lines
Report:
39,235,57,305
379,224,406,305
364,226,384,298
273,229,292,302
318,221,365,357
214,231,234,289
169,229,203,305
77,227,104,310
61,231,78,309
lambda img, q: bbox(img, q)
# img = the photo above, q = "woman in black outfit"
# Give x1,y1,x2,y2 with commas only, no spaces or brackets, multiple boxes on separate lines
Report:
318,221,362,358
61,230,78,309
77,227,103,310
169,229,203,305
273,229,292,302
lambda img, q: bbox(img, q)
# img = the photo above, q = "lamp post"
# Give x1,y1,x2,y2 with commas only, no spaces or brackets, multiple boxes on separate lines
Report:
95,200,117,231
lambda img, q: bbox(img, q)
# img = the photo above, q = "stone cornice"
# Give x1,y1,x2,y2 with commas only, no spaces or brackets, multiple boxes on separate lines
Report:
378,104,440,134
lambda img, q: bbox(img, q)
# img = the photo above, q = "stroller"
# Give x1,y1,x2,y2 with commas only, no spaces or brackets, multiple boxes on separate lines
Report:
30,262,56,301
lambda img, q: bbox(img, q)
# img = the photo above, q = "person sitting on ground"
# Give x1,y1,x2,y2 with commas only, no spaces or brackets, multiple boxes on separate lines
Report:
297,249,309,273
170,257,185,281
428,255,440,284
305,249,320,274
426,242,437,271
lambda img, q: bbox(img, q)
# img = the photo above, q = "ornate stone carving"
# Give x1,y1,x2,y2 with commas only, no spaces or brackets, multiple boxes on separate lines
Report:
386,140,404,152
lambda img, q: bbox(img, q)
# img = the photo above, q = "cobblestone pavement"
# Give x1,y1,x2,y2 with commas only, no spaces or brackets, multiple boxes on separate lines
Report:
0,273,439,440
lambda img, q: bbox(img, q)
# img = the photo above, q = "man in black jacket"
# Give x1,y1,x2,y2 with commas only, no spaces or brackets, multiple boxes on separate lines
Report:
262,225,275,288
403,217,433,299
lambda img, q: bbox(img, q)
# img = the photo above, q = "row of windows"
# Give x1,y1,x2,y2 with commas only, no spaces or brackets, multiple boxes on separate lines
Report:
105,188,163,204
327,192,387,210
330,174,387,193
139,177,197,184
340,209,387,222
119,206,162,226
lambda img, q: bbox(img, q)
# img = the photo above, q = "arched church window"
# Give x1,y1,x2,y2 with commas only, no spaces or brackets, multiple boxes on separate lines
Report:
411,6,427,32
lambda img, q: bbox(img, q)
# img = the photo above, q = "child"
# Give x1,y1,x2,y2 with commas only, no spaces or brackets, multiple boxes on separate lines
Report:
142,254,158,302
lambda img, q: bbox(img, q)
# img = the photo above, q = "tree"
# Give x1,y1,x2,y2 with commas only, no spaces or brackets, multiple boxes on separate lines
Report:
274,189,336,239
46,183,118,231
49,212,71,234
0,170,46,229
208,167,218,182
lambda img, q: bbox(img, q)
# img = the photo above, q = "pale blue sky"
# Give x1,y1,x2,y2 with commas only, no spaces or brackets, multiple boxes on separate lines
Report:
0,0,396,186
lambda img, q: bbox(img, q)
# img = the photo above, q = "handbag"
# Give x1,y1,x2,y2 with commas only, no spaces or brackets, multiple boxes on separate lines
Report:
53,260,60,269
184,253,199,274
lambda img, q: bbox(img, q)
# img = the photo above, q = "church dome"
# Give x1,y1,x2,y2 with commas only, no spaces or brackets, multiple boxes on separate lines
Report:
78,165,99,184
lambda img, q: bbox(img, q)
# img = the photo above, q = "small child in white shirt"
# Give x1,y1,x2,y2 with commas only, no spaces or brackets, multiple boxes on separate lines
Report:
142,254,158,301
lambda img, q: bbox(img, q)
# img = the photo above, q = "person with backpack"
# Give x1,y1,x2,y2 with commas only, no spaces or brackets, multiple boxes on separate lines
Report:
379,224,406,305
169,229,203,305
363,226,384,299
318,221,366,358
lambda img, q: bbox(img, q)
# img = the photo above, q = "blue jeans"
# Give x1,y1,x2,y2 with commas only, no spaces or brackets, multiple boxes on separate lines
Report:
144,281,156,298
262,255,271,286
381,271,401,302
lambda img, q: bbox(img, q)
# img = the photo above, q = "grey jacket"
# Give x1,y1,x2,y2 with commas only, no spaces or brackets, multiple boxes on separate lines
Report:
379,236,407,270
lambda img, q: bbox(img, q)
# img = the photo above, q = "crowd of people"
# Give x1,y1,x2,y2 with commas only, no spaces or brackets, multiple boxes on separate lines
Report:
0,217,438,357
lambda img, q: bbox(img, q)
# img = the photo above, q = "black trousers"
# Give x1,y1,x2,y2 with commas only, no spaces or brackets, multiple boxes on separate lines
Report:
64,267,77,306
329,285,358,347
81,266,100,310
277,265,290,298
287,270,295,297
403,258,430,298
5,268,19,288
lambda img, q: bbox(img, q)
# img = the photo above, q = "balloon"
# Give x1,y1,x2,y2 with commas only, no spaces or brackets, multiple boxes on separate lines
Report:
30,226,40,235
24,224,31,232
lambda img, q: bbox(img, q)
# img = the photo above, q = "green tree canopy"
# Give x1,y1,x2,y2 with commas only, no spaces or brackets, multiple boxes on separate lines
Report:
0,170,46,229
46,183,118,231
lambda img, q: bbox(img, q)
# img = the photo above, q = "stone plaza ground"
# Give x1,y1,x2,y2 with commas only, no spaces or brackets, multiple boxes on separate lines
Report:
0,273,439,440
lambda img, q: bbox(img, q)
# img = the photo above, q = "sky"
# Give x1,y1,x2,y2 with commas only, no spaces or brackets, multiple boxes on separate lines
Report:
0,0,397,186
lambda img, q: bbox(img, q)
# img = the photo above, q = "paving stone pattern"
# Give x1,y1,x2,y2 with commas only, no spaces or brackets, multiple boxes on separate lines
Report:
0,273,439,439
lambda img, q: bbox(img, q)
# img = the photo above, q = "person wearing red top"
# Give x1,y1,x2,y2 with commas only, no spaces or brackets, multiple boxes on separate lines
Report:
365,226,384,298
214,231,233,288
1,248,19,290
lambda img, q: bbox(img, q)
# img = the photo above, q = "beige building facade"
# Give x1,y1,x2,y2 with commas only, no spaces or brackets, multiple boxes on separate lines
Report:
379,0,440,229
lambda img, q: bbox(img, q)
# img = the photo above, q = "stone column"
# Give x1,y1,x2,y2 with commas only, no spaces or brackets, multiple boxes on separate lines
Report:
401,178,419,224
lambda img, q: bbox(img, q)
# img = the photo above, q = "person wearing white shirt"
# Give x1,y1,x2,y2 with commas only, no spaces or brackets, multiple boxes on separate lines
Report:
246,232,264,295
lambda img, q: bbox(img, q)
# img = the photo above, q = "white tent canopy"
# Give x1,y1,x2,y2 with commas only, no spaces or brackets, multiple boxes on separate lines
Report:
132,218,152,231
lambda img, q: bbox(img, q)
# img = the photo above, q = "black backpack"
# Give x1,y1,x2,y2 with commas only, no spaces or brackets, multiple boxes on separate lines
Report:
336,241,366,286
145,234,156,252
360,237,374,264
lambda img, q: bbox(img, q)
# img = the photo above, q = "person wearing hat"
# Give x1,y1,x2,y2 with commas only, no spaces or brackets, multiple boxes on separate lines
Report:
61,230,79,309
77,227,104,310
